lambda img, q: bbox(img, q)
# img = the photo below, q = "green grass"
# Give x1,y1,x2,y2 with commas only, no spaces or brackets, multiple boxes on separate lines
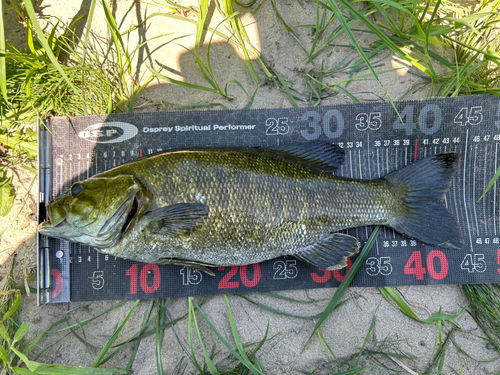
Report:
2,0,500,373
464,284,500,352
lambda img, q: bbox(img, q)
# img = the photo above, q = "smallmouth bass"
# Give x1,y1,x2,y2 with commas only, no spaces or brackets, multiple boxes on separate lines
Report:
38,142,463,273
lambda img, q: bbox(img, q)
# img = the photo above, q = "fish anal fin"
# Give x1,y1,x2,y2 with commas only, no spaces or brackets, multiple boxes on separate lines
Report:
147,203,208,236
295,233,360,270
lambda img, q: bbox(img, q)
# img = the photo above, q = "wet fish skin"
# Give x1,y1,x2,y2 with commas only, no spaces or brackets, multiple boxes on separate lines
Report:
38,143,463,270
100,149,393,266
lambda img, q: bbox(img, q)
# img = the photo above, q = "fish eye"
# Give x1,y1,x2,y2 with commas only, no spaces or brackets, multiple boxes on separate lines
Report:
71,183,84,196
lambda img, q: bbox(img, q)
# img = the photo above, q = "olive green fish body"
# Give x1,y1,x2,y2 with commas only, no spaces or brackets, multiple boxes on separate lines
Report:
39,143,463,271
103,151,395,265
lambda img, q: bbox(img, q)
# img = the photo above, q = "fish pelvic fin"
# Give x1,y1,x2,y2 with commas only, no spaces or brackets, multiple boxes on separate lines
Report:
158,258,216,276
295,233,360,270
385,153,463,249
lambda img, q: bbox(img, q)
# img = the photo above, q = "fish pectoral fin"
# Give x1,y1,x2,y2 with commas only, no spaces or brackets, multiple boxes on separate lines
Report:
158,258,216,276
295,233,360,270
147,203,209,236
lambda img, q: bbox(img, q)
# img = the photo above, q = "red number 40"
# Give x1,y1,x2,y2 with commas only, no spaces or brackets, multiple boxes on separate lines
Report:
404,251,448,280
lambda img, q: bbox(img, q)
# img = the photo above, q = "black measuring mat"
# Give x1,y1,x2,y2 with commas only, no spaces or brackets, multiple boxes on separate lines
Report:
37,95,500,304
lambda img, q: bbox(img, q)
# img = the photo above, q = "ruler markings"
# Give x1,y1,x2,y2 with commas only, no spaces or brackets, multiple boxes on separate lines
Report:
349,150,353,178
355,149,360,241
462,129,474,251
495,143,498,236
367,134,371,178
358,149,362,179
472,145,480,235
440,143,448,208
376,148,381,177
59,163,63,198
385,148,389,174
451,143,462,245
483,145,488,235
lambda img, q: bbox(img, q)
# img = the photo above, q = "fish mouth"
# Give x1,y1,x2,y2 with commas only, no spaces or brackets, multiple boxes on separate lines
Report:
121,190,145,235
40,203,66,231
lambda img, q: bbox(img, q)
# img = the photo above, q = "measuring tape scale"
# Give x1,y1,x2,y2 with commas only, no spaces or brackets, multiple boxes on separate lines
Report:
38,95,500,304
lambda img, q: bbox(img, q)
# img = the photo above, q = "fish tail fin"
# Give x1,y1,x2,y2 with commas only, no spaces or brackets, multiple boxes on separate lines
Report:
385,153,463,249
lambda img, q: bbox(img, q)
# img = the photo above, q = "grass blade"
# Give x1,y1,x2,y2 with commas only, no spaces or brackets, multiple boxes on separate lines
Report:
224,296,254,366
271,0,308,57
92,300,140,367
148,65,220,93
273,70,298,107
237,294,327,319
155,299,166,375
80,0,98,115
304,225,382,350
326,0,399,110
101,0,130,98
126,300,154,371
381,286,466,324
379,286,420,321
2,293,21,323
22,0,78,94
48,301,128,335
0,0,7,102
195,0,209,51
220,0,261,84
188,298,219,374
480,165,500,200
191,299,264,375
353,307,379,368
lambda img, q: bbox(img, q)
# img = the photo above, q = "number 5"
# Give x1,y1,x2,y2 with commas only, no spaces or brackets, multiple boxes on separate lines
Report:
91,271,104,290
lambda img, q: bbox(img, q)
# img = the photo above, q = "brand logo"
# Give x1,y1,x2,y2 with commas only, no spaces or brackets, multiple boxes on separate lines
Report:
78,122,138,143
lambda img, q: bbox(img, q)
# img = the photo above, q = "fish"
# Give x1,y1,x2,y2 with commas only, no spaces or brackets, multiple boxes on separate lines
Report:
38,142,463,274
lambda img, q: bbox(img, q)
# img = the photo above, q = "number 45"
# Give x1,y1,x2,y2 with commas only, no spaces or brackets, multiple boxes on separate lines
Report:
454,107,483,126
461,253,486,273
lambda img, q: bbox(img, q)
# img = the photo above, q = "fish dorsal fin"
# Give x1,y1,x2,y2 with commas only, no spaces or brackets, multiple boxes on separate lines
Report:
146,203,208,236
295,233,359,270
253,141,345,174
